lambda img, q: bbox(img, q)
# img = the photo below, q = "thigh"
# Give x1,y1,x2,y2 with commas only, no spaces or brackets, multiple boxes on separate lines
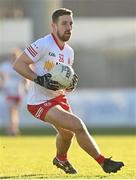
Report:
45,105,82,132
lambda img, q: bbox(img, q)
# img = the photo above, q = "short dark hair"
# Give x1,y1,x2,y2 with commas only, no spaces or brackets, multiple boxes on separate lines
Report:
52,8,73,23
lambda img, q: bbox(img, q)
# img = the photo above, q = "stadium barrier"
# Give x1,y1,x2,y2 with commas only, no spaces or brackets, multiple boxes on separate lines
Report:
0,89,135,128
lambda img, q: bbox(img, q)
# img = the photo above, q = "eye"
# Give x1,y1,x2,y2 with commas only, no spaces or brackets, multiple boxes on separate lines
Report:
70,22,73,26
62,21,67,25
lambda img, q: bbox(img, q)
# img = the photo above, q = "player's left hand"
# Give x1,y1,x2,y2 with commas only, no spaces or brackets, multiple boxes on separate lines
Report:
34,73,60,91
66,73,78,92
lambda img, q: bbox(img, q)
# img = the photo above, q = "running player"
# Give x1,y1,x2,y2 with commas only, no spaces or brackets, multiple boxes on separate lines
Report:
0,48,26,135
13,8,124,174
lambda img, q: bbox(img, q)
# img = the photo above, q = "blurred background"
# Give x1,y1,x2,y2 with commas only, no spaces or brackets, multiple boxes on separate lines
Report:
0,0,135,134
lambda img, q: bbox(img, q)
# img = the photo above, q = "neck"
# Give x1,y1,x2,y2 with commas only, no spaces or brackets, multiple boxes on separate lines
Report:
51,33,65,50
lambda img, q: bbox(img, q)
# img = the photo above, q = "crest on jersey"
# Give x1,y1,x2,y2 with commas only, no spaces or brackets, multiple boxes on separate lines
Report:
43,61,55,72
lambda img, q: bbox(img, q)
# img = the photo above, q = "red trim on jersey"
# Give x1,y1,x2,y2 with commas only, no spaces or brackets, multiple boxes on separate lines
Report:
27,45,38,57
51,33,65,50
30,45,37,54
27,47,35,57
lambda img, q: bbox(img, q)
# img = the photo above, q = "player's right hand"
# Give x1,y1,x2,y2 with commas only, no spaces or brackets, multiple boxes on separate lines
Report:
66,73,78,92
34,73,60,91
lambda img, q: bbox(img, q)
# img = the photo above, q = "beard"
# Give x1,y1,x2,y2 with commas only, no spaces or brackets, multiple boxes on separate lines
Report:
57,31,71,42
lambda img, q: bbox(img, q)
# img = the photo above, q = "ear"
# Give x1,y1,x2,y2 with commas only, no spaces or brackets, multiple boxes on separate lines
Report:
52,23,57,31
51,23,54,29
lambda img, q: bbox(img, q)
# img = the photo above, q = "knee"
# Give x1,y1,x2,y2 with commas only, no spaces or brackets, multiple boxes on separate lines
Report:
59,131,74,141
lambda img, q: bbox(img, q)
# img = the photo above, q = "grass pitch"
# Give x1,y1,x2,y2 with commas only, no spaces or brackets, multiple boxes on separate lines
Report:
0,134,136,179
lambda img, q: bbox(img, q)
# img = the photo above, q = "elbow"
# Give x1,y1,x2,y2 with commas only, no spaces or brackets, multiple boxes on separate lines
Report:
12,61,17,71
12,60,20,73
12,62,15,70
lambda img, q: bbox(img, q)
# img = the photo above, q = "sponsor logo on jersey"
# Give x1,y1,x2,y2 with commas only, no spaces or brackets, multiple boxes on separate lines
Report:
34,43,38,49
49,52,56,57
43,60,55,71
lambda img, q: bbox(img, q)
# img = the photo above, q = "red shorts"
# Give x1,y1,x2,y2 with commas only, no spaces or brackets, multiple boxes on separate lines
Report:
27,95,70,121
6,95,21,105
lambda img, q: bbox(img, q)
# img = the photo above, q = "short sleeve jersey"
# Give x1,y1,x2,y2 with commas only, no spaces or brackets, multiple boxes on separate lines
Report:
24,33,74,105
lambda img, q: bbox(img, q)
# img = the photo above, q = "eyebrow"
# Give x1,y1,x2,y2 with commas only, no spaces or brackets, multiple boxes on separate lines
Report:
61,20,73,24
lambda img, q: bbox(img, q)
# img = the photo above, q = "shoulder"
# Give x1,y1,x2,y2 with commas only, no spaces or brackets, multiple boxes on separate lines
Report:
25,34,52,59
34,34,52,47
34,35,50,45
42,34,52,42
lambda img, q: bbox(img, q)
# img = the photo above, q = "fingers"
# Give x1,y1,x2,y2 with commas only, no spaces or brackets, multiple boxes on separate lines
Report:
48,85,59,91
46,73,52,78
73,73,78,83
74,73,78,79
47,80,60,91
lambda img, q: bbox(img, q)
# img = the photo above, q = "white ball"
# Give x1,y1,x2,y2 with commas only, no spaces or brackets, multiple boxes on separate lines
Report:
50,63,74,89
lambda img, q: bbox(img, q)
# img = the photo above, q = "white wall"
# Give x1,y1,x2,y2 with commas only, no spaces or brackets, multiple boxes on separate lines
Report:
0,18,33,54
70,18,135,49
68,89,136,127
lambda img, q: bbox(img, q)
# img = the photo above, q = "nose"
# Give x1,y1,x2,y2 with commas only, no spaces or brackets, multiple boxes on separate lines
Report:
69,25,72,31
67,25,72,31
67,23,72,31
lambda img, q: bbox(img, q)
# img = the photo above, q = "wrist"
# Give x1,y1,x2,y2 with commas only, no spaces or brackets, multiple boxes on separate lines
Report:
33,74,38,82
33,75,43,87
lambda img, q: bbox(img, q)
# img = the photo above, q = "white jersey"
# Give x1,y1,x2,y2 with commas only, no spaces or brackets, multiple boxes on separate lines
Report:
0,61,24,97
24,33,74,105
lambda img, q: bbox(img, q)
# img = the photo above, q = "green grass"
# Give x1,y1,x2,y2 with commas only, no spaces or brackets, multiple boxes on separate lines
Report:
1,127,136,136
0,135,136,179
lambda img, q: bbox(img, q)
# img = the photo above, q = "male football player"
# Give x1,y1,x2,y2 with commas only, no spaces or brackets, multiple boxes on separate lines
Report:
0,48,26,135
13,8,124,174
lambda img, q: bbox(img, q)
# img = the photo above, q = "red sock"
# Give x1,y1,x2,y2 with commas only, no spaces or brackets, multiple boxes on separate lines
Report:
95,155,105,165
56,154,67,161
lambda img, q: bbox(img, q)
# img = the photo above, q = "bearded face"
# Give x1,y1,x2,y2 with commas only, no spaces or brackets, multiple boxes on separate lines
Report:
57,29,71,42
53,15,73,42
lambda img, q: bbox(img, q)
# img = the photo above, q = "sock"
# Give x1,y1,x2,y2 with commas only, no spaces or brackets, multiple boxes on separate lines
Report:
95,155,105,166
56,154,67,162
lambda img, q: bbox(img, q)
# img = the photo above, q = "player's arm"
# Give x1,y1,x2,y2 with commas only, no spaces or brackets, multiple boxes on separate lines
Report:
13,52,59,91
13,52,37,81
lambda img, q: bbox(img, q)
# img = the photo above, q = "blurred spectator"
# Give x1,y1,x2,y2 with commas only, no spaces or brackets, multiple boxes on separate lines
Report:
0,48,26,135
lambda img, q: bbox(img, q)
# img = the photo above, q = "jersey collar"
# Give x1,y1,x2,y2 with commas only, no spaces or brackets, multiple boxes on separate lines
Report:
51,33,65,50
